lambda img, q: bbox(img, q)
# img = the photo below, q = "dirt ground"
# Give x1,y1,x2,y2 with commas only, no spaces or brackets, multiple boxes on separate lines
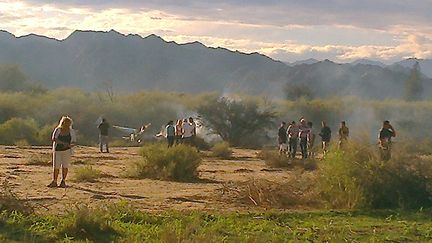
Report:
0,145,305,214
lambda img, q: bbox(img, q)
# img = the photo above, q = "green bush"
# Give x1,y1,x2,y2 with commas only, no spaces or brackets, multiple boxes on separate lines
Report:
197,96,276,147
73,166,102,183
211,142,233,159
127,143,201,181
0,118,39,145
319,142,432,209
258,149,318,170
59,205,117,242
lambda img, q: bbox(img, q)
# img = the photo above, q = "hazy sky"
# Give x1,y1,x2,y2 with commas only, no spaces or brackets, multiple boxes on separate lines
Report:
1,0,431,63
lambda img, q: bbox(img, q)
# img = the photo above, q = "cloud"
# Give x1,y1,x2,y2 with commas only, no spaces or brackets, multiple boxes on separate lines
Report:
0,0,431,62
23,0,432,30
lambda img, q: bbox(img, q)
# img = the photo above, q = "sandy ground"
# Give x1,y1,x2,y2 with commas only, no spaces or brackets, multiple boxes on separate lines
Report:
0,145,303,214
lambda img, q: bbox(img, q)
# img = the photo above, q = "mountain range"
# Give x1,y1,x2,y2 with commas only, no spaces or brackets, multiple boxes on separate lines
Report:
0,29,431,99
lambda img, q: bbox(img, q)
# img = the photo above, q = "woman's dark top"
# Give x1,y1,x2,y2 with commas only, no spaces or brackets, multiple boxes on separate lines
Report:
320,126,332,142
56,132,71,151
278,127,288,143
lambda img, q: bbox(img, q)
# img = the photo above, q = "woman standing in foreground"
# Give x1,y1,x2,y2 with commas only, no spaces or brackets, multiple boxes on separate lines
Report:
47,116,76,188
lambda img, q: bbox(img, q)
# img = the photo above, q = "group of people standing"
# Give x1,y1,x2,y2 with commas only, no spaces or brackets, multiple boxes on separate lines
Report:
278,119,350,159
278,118,396,160
165,117,197,147
46,114,396,188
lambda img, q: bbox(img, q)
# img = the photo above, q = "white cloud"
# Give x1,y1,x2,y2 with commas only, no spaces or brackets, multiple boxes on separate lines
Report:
0,0,431,62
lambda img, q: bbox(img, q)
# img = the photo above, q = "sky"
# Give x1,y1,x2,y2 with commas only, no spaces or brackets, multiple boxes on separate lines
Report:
0,0,431,63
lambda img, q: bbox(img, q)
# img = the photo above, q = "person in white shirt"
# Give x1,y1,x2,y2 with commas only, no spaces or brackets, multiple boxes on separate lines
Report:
182,118,195,145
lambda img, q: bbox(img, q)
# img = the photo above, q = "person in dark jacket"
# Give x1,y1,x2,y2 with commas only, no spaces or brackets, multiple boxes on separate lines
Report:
278,122,288,155
98,118,110,153
319,121,332,155
379,120,396,161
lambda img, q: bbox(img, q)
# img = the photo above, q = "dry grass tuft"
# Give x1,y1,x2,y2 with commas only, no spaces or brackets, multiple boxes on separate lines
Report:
0,180,34,214
211,142,233,159
220,176,320,209
26,153,51,166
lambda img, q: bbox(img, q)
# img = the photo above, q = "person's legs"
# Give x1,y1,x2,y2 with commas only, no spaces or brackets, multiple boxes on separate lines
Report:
167,136,174,147
48,152,60,187
99,135,104,152
300,138,308,159
104,136,109,153
59,150,71,187
290,138,298,158
308,143,314,158
288,139,293,156
322,141,328,154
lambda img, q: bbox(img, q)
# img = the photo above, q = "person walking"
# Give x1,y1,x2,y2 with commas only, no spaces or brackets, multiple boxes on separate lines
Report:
299,118,311,159
338,121,349,149
278,122,288,155
287,121,299,158
98,118,110,153
47,116,76,188
166,120,175,147
319,121,332,155
379,120,396,161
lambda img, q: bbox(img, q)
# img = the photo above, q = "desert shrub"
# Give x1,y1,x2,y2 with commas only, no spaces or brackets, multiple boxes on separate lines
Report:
15,139,31,148
0,118,39,145
197,96,276,147
73,166,102,183
285,83,315,100
0,180,33,214
211,142,233,159
319,142,432,209
36,123,56,145
190,136,211,151
258,149,292,168
26,153,51,166
127,143,201,181
59,205,117,242
258,148,317,170
220,177,320,209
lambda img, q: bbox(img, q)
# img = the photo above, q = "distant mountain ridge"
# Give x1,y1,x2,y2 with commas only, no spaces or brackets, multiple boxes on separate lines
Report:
0,29,431,99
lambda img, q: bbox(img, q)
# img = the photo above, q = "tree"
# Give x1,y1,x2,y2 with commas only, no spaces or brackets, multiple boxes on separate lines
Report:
96,80,116,103
404,61,423,101
285,82,314,100
197,97,276,147
0,65,27,91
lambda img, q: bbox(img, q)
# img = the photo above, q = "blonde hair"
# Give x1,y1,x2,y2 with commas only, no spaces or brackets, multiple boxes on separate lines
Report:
57,116,73,130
